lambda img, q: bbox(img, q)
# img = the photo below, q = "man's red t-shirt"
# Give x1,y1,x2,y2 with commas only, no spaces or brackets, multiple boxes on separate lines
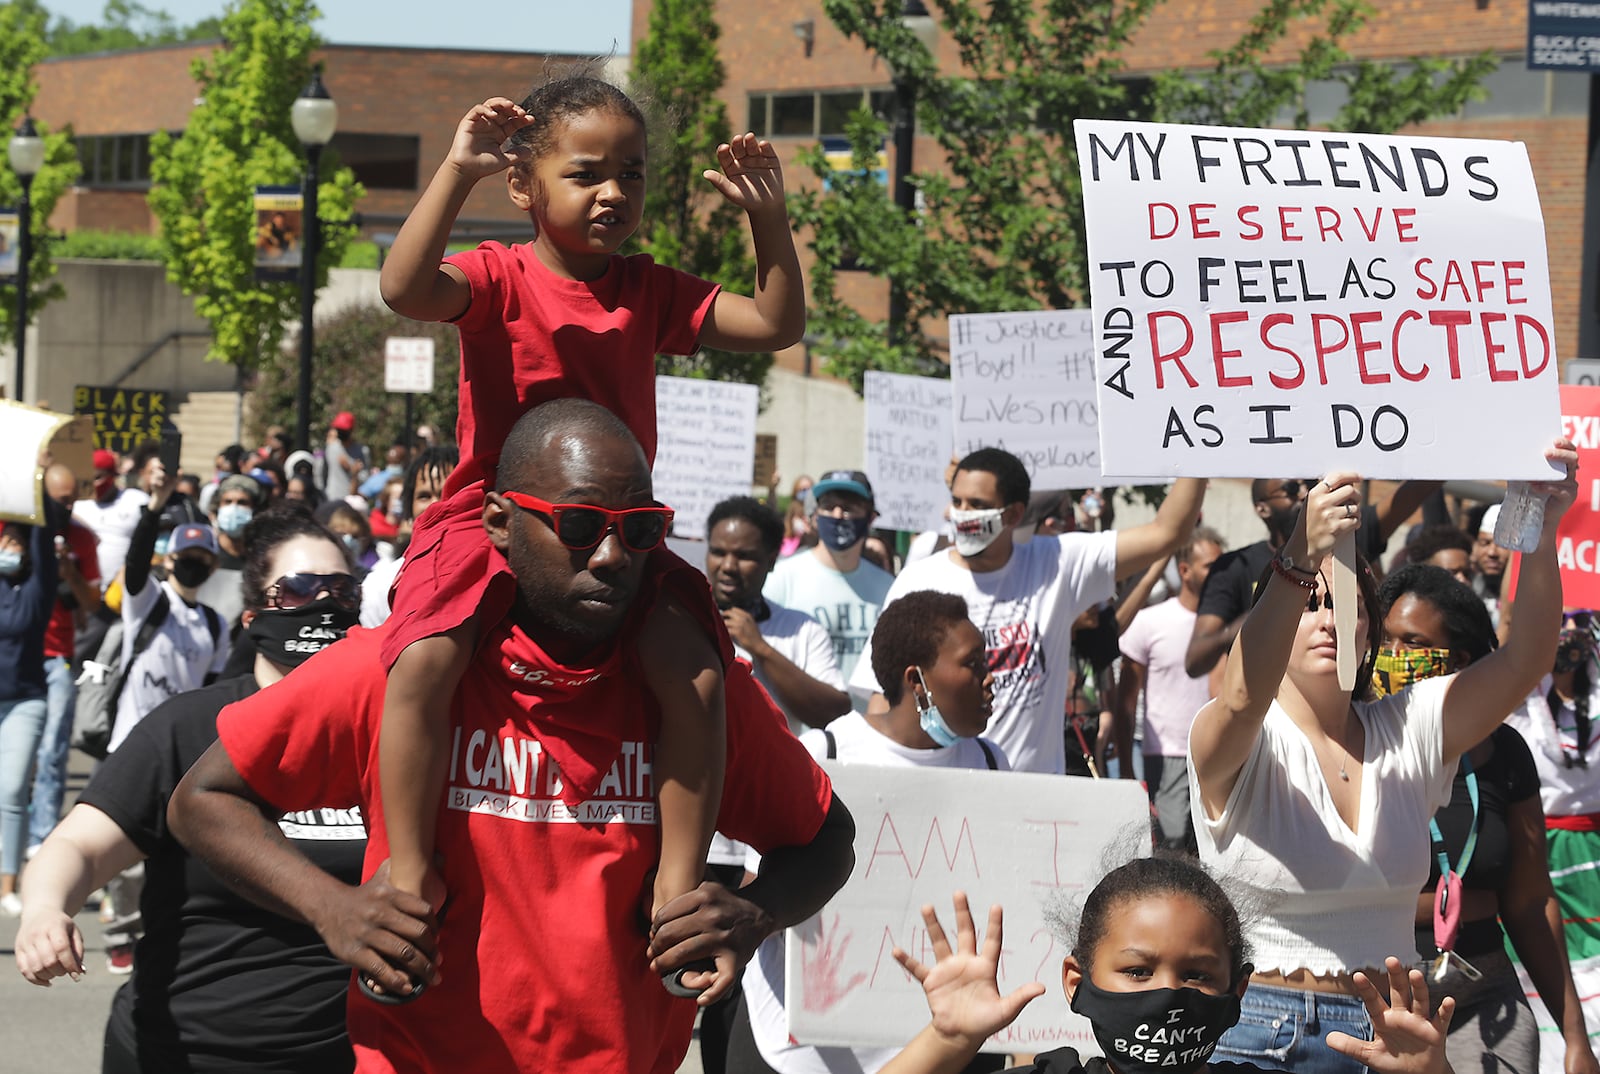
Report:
217,621,833,1074
44,521,100,659
442,244,720,492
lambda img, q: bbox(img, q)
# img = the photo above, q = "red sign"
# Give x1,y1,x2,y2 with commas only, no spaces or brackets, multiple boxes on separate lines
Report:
1524,384,1600,609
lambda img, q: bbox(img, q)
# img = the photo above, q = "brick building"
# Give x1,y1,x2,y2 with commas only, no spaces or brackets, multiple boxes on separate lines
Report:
636,0,1591,372
30,42,603,241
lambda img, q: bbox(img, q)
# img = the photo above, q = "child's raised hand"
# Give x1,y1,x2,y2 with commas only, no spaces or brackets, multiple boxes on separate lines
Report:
448,98,536,179
1325,957,1454,1074
894,893,1046,1048
703,133,787,218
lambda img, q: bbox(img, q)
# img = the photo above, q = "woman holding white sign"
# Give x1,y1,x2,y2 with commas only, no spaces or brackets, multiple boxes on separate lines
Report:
1187,444,1577,1074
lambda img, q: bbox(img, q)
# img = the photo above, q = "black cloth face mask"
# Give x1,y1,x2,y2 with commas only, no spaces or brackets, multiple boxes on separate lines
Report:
1069,969,1247,1074
247,597,359,670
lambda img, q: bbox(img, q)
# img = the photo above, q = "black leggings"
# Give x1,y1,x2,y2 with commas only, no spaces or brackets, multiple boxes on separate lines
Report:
724,992,1005,1074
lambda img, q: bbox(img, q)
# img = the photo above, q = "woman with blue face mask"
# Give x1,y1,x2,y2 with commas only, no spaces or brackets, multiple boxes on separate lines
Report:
727,590,1003,1074
0,509,62,915
1376,565,1596,1074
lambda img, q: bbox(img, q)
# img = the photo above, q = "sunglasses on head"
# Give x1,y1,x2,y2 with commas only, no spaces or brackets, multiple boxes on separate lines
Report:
501,491,674,553
264,572,360,611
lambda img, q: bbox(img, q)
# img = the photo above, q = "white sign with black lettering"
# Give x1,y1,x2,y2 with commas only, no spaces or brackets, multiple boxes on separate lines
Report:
864,371,953,533
653,376,760,540
949,310,1101,489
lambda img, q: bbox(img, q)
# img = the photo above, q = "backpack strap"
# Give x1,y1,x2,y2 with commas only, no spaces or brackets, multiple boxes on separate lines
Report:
111,595,172,703
822,729,837,760
201,604,222,647
977,739,998,770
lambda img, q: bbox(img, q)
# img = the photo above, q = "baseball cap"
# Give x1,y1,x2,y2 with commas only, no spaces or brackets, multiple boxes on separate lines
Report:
1479,504,1501,536
811,469,874,503
92,449,118,473
169,522,219,557
331,411,356,432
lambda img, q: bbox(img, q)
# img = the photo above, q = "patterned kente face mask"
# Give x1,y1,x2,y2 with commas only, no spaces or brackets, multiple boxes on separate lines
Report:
1371,647,1453,698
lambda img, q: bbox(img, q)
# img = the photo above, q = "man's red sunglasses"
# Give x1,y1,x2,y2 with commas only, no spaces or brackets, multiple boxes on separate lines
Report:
501,491,674,553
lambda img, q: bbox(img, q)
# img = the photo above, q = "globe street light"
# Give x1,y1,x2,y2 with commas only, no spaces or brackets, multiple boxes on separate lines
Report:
887,0,936,345
8,116,44,403
291,63,337,452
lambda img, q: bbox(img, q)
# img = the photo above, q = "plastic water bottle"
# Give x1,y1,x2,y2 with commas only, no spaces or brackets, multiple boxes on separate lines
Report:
1493,481,1546,553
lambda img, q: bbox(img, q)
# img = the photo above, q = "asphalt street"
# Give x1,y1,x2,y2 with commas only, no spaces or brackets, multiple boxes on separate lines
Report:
0,748,708,1073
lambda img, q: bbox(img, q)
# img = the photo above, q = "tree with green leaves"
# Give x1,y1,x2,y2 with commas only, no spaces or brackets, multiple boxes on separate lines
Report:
629,0,771,389
250,304,459,449
794,0,1496,390
23,0,223,57
0,1,82,360
147,0,361,370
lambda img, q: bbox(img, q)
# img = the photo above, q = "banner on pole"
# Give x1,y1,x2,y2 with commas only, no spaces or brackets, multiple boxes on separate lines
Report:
948,309,1101,489
1075,119,1563,483
864,371,952,532
254,185,303,283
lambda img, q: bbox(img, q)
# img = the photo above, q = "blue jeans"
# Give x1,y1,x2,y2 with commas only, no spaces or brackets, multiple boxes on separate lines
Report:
1216,982,1373,1074
28,656,75,848
0,694,47,877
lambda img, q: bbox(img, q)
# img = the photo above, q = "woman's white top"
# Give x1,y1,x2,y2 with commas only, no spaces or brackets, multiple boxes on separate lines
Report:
1189,676,1456,976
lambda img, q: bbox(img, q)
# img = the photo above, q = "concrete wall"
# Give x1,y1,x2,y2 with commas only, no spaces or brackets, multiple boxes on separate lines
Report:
756,366,864,493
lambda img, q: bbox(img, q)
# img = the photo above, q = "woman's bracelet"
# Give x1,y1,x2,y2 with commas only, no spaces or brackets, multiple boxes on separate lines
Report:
1270,555,1319,591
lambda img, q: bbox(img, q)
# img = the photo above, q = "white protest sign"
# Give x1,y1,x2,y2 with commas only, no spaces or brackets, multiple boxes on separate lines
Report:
384,337,435,394
1075,119,1563,481
785,763,1149,1052
653,375,760,540
948,310,1101,488
864,371,953,532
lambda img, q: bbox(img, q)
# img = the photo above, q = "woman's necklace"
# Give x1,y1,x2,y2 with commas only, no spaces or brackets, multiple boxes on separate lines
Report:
1337,707,1360,781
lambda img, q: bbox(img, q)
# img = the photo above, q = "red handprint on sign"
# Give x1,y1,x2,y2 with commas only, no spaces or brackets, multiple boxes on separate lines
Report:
799,913,868,1013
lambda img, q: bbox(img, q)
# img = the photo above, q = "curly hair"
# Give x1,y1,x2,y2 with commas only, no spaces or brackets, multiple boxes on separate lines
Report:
1376,563,1498,666
1070,854,1251,984
508,72,647,178
707,496,784,557
1404,524,1472,567
870,591,973,705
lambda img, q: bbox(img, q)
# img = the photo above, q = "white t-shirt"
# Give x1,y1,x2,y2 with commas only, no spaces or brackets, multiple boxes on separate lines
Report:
1189,676,1456,976
1118,596,1209,757
763,551,895,685
709,600,848,868
110,578,230,752
742,712,1008,1074
360,554,403,628
736,601,847,737
73,489,150,592
849,532,1118,774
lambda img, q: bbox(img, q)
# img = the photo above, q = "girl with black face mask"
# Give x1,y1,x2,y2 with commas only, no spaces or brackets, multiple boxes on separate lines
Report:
17,505,365,1074
876,856,1455,1074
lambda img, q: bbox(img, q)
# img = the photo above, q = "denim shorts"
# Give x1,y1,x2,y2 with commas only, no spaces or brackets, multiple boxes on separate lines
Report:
1214,981,1374,1074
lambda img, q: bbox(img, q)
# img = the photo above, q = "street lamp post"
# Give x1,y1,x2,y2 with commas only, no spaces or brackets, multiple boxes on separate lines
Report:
291,64,338,452
887,0,936,346
8,117,44,403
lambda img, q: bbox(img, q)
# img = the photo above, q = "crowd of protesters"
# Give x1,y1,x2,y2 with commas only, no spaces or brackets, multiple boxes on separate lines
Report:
0,69,1594,1074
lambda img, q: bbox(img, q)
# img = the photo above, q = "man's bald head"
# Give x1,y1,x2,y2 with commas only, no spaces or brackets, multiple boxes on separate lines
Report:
497,399,647,496
44,464,78,504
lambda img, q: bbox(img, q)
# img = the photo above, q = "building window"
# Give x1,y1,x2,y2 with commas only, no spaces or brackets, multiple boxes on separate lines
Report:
330,132,420,191
76,133,155,189
747,95,769,137
771,93,818,137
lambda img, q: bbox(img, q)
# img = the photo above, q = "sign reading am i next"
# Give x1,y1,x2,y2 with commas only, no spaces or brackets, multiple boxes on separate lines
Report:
1529,1,1600,71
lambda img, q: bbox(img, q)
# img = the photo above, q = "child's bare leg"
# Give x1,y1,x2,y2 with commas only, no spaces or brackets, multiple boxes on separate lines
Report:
639,595,726,922
641,596,725,914
381,625,475,903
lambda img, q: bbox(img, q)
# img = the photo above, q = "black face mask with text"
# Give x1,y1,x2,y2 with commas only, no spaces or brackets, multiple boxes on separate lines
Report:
246,598,359,670
1069,972,1246,1074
